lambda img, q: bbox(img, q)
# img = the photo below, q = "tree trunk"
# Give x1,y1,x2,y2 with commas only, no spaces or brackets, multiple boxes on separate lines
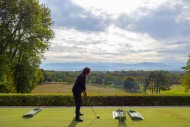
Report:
18,50,22,64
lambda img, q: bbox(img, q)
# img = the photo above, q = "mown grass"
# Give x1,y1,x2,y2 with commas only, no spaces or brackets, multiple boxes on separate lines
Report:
31,83,190,96
32,83,130,96
161,85,189,96
0,107,190,127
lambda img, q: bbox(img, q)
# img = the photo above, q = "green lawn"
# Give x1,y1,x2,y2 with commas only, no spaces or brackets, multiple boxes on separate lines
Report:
0,107,190,127
161,85,189,96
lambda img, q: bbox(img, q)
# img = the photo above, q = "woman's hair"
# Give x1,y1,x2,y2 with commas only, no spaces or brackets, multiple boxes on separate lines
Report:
82,67,90,75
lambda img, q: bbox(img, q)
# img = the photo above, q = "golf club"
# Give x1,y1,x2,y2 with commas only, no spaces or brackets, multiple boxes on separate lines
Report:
87,97,100,119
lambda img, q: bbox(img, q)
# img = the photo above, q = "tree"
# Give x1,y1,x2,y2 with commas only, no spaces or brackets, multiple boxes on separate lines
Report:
123,77,139,92
0,0,54,93
94,75,104,85
114,78,124,87
0,54,15,92
146,71,172,94
181,74,190,92
181,55,190,92
104,75,113,85
43,71,53,83
37,69,44,84
182,55,190,73
66,77,74,85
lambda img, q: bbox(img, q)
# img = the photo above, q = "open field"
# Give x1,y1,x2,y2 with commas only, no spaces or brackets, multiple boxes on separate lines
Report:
161,85,189,95
32,83,129,95
0,107,190,127
32,83,190,96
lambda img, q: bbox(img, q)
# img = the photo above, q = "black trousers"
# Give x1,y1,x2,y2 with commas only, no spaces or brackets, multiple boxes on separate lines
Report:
72,89,82,118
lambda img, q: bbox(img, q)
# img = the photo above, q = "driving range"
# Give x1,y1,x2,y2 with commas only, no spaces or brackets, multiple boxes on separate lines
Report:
1,107,190,127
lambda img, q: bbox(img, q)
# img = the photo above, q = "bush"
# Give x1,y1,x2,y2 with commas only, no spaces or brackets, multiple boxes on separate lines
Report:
0,94,190,106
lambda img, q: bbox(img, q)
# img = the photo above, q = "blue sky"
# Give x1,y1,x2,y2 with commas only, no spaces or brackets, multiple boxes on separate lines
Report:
39,0,190,66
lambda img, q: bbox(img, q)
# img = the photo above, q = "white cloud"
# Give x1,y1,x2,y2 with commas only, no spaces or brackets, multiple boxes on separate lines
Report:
44,25,176,63
115,0,190,42
72,0,170,16
39,0,189,65
40,0,110,31
176,2,190,24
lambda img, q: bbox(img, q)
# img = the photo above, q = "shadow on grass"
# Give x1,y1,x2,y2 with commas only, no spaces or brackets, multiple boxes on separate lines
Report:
68,117,98,127
118,121,127,127
132,119,143,122
86,118,97,127
22,117,33,119
68,117,79,127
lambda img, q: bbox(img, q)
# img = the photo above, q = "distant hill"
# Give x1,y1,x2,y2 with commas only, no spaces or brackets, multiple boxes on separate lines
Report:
40,62,183,71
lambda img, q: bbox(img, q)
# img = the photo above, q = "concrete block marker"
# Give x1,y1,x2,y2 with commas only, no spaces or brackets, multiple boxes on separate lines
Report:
128,110,144,120
23,108,41,118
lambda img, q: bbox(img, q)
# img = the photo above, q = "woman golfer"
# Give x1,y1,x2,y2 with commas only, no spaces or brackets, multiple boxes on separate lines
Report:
72,67,90,122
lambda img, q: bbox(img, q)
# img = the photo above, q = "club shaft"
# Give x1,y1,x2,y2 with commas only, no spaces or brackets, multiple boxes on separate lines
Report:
88,98,99,117
91,105,98,117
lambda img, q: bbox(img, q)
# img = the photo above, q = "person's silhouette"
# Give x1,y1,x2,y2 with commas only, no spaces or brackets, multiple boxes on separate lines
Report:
72,67,90,122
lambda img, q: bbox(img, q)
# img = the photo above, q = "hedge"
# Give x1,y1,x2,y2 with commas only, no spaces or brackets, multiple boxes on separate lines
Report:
0,94,190,106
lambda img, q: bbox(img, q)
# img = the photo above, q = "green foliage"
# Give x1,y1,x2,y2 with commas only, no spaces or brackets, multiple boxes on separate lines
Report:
123,77,140,92
0,0,54,93
43,70,53,82
39,70,183,93
66,77,74,85
14,63,38,93
37,69,44,84
94,75,104,84
104,75,114,85
113,78,124,87
182,55,190,73
0,78,15,93
182,55,190,92
181,74,190,92
0,54,15,92
0,94,190,106
146,71,172,94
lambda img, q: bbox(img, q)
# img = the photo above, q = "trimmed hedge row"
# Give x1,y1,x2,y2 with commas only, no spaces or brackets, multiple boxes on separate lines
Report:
0,94,190,106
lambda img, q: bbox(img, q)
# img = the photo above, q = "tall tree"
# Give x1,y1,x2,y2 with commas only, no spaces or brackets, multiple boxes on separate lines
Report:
182,55,190,73
0,0,54,93
146,71,172,94
182,55,190,92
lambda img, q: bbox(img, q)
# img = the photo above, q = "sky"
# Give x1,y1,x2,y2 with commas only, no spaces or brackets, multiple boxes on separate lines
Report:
39,0,190,66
